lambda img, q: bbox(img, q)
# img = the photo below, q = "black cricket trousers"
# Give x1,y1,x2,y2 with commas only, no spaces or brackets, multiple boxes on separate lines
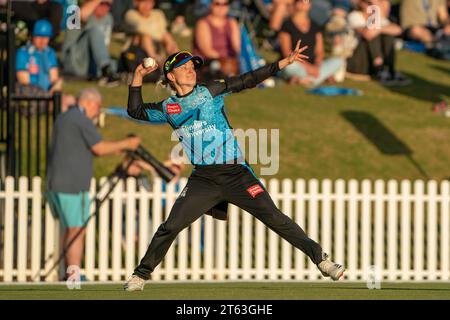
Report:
134,164,323,279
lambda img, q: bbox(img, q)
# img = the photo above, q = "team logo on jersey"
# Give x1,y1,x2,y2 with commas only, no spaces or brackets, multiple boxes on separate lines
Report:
167,103,182,114
247,184,264,198
28,57,39,75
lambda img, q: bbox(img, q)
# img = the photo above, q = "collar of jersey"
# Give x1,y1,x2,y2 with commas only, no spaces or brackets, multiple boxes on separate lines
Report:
176,85,197,98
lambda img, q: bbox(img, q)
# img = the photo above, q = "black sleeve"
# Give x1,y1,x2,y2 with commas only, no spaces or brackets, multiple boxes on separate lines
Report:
279,19,291,34
205,62,281,97
127,86,164,121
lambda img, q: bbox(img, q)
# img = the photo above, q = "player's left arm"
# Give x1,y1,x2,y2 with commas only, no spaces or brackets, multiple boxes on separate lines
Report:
206,40,308,97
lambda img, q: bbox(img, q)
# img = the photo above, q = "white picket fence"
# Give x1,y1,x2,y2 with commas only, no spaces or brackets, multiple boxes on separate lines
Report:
0,176,449,282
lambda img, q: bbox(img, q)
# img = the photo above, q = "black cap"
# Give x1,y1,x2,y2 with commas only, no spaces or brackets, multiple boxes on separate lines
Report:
163,51,203,78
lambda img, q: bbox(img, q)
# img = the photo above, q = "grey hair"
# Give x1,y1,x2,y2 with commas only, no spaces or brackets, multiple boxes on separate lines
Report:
78,87,102,102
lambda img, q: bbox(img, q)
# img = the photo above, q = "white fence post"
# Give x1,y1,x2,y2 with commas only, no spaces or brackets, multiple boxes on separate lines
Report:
177,178,188,281
98,177,110,281
111,180,123,281
125,178,137,280
321,179,332,266
413,180,425,280
441,181,450,281
3,177,15,282
151,178,163,280
361,179,372,281
294,179,306,280
427,180,438,280
387,180,398,281
84,179,97,281
164,180,177,280
347,179,359,281
307,179,320,280
334,179,346,274
31,177,42,282
374,180,385,279
17,177,28,282
400,180,411,280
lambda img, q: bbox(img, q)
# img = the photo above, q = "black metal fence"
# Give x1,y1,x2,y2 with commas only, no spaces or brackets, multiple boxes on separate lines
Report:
0,5,61,181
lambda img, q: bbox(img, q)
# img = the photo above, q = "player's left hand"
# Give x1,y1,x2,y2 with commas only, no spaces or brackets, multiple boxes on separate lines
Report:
287,40,309,64
278,40,309,70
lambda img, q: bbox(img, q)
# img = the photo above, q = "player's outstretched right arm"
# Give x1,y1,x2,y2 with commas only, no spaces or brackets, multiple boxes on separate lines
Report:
127,63,167,124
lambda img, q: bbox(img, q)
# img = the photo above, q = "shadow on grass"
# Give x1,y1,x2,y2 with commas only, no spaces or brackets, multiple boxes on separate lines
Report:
383,71,450,103
431,65,450,77
341,111,429,179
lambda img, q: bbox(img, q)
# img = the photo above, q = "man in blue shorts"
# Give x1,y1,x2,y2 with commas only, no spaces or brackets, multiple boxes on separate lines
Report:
46,87,141,279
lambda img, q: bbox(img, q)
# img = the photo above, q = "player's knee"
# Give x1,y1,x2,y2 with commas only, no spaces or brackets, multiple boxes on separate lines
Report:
158,221,184,236
260,210,291,228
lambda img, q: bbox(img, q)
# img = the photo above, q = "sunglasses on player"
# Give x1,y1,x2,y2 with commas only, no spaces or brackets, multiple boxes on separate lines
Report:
163,51,204,77
212,1,230,6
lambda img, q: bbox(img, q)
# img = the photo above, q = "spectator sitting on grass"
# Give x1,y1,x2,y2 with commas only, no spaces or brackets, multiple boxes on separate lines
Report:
194,0,241,79
124,0,179,67
400,0,450,48
278,0,345,87
61,0,121,87
346,0,410,86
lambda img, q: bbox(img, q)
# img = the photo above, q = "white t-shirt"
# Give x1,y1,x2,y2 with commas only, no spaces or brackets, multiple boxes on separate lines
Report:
348,11,390,29
125,9,168,42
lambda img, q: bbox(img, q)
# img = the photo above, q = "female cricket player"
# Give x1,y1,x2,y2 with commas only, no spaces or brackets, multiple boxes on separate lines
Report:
124,41,345,291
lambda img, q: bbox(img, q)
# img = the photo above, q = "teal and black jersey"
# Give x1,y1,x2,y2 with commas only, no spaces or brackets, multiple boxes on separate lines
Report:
128,62,280,166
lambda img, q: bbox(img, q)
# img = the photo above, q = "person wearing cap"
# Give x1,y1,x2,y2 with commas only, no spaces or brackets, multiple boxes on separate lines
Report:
16,19,61,93
61,0,121,87
16,19,77,113
124,45,346,291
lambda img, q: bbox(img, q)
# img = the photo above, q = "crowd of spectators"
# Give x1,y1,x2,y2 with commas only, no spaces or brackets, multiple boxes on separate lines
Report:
5,0,450,92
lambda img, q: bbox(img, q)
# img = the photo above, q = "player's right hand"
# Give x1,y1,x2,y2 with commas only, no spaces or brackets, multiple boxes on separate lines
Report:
135,62,159,78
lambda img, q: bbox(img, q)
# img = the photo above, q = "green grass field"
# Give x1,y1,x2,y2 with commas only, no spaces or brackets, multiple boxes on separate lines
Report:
61,49,450,181
1,282,449,300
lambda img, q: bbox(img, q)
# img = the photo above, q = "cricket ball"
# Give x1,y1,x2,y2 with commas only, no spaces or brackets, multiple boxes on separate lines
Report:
143,57,156,68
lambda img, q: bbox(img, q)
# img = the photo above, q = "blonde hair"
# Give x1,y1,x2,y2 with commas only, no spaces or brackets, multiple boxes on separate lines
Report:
156,75,176,94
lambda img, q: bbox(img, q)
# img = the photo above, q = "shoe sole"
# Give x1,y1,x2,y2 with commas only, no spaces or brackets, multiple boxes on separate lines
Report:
331,268,346,281
124,286,144,292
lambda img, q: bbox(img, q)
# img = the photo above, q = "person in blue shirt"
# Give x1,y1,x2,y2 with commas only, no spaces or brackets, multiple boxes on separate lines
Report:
16,19,61,93
124,44,346,291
